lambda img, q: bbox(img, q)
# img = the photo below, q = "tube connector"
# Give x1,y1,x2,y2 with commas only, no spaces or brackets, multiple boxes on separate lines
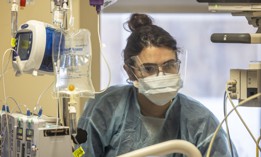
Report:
38,107,43,117
6,105,10,113
11,2,19,12
26,109,31,116
229,93,238,99
62,0,69,9
226,79,237,93
1,105,6,112
2,105,10,113
227,86,236,93
11,3,18,37
227,79,237,85
68,105,77,135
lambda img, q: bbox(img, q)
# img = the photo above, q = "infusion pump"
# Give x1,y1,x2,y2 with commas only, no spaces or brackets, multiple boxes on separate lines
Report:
12,20,57,76
0,112,72,157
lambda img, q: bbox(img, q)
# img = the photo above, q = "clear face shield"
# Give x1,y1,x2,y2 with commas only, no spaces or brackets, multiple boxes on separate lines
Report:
177,48,188,88
130,57,180,78
126,49,187,106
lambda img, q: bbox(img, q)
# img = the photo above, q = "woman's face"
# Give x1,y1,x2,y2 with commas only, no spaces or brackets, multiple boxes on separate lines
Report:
134,46,177,78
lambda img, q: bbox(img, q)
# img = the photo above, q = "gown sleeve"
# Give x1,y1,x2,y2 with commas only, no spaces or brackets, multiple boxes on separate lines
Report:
76,95,105,157
179,95,238,157
196,115,238,157
75,85,132,157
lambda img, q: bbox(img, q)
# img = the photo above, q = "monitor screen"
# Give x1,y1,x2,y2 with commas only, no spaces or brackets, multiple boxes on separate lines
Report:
16,32,32,61
197,0,260,3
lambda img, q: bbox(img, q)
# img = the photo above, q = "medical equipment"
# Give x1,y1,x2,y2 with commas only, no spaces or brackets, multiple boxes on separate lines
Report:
50,0,69,28
4,0,118,156
7,0,36,37
12,20,56,76
52,29,95,98
52,28,95,135
90,0,118,13
7,0,35,6
117,140,202,157
51,0,116,141
196,0,261,105
196,0,261,11
0,112,72,157
197,0,261,43
195,1,261,156
9,0,116,139
228,62,261,107
197,0,260,3
50,0,118,29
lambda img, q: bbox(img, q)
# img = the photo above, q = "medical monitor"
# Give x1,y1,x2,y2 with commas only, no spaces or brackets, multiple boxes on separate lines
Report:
197,0,260,2
197,0,261,12
196,0,261,43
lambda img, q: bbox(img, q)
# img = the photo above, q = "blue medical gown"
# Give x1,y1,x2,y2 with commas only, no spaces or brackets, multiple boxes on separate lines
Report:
77,85,238,157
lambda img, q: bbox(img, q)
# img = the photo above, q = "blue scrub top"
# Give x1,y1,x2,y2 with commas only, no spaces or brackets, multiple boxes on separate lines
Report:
76,85,238,157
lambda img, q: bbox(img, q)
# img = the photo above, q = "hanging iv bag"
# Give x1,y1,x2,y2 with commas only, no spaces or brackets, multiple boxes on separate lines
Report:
52,29,95,98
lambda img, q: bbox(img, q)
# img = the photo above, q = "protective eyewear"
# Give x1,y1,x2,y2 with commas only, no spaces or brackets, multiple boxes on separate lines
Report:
131,59,181,76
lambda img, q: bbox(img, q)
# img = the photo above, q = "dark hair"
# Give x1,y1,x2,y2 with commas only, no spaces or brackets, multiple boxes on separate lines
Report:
123,13,178,66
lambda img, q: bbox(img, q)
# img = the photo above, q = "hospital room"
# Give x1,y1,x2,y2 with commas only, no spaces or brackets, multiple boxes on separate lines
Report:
0,0,260,157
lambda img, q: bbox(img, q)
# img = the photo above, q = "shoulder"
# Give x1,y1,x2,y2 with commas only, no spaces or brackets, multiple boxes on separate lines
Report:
177,93,211,114
81,85,135,117
95,85,134,104
176,93,222,142
176,93,219,124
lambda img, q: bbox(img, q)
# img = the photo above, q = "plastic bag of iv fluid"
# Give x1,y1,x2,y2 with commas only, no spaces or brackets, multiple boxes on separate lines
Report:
52,29,95,99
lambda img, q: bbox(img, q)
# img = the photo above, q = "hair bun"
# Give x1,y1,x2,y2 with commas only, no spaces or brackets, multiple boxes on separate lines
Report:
128,13,153,32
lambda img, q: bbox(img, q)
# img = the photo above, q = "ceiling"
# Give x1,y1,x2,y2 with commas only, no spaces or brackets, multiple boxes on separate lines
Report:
103,0,210,13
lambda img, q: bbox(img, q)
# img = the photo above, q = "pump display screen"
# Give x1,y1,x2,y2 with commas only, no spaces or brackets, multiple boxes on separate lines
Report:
26,129,34,141
17,127,23,140
16,32,33,60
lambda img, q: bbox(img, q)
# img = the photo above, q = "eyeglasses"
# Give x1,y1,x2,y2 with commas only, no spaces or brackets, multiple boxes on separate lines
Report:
130,59,181,77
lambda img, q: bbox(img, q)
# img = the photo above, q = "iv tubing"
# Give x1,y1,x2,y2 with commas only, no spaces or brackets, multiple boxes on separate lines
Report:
11,1,18,37
206,93,261,157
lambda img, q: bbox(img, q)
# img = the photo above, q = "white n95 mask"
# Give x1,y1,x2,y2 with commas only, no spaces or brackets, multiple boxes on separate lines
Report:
134,73,183,106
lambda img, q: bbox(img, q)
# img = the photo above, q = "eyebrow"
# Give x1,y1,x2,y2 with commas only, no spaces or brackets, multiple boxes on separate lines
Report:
141,59,177,66
163,59,177,64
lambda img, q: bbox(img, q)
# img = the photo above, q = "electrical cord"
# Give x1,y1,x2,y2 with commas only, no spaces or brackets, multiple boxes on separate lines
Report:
33,81,54,117
0,49,12,80
1,48,18,157
7,96,22,113
257,135,261,157
226,82,260,150
2,48,17,104
206,92,261,157
223,91,234,157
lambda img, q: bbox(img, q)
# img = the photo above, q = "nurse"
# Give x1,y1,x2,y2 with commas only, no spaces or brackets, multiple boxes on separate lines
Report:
76,13,238,157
